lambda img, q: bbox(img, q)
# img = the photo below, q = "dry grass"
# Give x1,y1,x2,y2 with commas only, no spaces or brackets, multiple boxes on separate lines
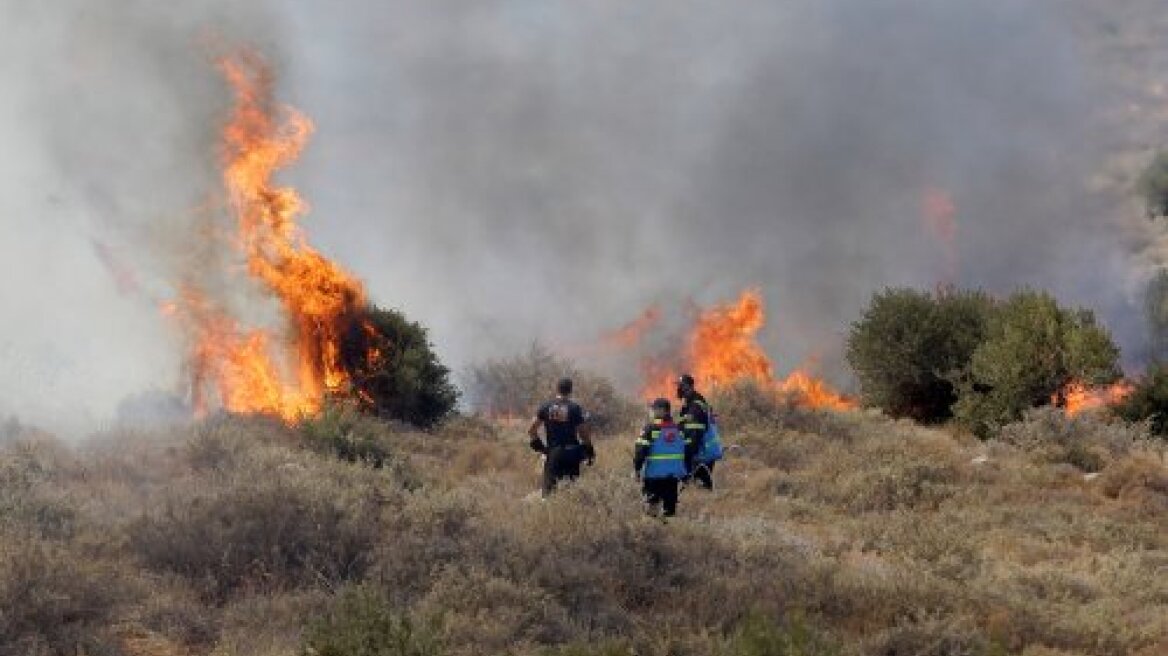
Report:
1,388,1165,655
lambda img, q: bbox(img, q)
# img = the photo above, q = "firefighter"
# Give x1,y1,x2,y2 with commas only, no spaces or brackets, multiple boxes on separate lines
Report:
634,398,689,517
676,374,716,489
528,377,594,496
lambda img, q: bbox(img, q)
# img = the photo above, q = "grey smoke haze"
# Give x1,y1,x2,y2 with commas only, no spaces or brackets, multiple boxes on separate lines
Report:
0,0,1144,432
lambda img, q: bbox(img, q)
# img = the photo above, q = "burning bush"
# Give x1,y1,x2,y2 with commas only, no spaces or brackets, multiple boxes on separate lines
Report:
956,290,1120,437
465,344,639,431
1138,149,1168,219
846,288,992,422
848,287,1121,436
166,54,457,430
340,305,459,429
1112,364,1168,435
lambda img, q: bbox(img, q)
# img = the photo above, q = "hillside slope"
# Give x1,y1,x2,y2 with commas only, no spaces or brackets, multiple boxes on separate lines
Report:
2,400,1165,656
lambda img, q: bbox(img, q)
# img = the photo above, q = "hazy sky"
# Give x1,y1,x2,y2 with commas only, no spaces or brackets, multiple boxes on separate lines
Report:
0,0,1148,433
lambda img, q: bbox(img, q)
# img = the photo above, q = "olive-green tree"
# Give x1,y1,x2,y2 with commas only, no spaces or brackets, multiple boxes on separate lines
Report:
340,305,459,428
954,290,1120,437
846,288,992,422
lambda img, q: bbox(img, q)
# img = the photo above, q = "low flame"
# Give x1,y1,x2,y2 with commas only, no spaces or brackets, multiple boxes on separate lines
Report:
639,289,855,410
1056,380,1134,416
170,53,369,422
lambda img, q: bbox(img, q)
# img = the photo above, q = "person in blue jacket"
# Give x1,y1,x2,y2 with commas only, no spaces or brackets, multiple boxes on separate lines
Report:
634,397,690,517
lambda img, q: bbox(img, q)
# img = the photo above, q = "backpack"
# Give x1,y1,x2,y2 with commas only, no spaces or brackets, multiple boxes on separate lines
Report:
698,407,724,463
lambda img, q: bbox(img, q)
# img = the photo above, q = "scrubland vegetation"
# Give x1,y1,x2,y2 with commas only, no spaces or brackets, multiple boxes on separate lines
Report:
3,376,1165,656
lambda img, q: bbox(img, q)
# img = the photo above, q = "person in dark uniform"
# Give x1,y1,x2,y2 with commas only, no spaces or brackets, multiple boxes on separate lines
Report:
528,377,594,496
676,374,715,489
634,398,689,517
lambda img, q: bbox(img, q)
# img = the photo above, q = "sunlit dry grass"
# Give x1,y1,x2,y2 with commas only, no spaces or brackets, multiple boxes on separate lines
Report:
1,389,1165,655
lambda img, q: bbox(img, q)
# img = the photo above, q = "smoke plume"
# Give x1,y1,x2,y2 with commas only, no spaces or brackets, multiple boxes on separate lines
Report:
0,0,1147,432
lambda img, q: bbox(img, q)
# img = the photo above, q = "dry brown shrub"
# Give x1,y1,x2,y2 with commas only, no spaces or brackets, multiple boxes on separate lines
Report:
1098,451,1168,511
0,534,141,656
128,438,392,604
996,407,1146,472
711,382,866,441
793,430,965,513
213,590,331,656
417,565,574,653
371,489,515,607
0,437,79,540
862,617,992,656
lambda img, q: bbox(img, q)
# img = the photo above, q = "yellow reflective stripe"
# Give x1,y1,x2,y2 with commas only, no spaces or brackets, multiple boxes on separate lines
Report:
646,454,684,460
683,423,706,430
635,439,652,446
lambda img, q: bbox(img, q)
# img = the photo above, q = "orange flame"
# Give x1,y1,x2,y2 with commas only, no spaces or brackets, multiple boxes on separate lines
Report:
1056,380,1134,417
640,289,854,411
171,53,367,422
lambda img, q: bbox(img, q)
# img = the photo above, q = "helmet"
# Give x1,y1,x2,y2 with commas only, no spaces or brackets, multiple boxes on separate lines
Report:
651,397,671,414
676,374,695,398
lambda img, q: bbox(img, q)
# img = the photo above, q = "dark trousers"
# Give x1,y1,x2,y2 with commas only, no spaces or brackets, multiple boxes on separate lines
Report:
542,446,582,496
642,477,680,517
691,461,716,490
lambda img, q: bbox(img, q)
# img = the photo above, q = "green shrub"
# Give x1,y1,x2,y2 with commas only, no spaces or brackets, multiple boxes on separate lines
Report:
956,290,1120,437
1138,150,1168,219
846,288,992,422
465,343,639,432
342,305,459,428
303,586,443,656
722,612,838,656
1112,364,1168,435
300,404,396,467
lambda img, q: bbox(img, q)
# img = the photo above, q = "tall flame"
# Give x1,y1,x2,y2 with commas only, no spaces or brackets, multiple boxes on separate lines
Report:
172,53,367,422
640,289,855,411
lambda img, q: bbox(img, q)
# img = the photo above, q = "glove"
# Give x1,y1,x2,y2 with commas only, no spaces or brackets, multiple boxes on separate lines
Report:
582,443,596,466
528,437,547,454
